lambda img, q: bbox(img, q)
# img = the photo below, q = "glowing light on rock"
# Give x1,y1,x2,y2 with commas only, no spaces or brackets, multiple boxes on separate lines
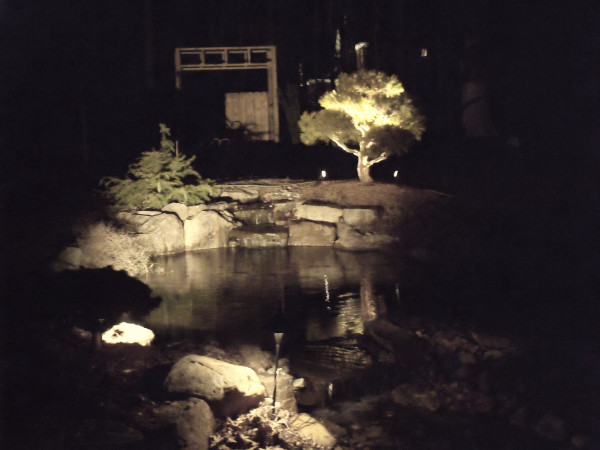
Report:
102,322,155,346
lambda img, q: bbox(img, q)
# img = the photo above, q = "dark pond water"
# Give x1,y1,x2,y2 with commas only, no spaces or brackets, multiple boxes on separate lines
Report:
144,247,407,346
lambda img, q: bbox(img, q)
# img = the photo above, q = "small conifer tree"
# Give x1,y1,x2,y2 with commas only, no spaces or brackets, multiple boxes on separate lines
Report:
299,70,425,183
102,124,213,210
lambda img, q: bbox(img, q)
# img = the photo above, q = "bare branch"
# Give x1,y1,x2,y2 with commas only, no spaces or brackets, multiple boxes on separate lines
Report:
331,138,361,156
366,152,388,167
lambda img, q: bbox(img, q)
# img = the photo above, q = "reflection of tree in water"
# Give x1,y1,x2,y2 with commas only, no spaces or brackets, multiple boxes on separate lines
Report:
146,249,405,344
360,277,387,323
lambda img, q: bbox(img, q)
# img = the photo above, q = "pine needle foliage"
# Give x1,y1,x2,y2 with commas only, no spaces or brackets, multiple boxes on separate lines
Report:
299,70,425,183
102,124,213,210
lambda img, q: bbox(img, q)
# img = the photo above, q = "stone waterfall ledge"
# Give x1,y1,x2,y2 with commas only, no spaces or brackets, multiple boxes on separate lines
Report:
53,198,397,272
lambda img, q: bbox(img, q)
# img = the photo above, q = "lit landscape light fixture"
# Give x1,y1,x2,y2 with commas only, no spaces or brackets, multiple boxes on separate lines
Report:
272,331,284,407
355,42,369,70
393,170,399,178
320,170,327,179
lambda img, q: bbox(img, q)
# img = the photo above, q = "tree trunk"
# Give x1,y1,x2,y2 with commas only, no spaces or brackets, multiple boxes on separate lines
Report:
357,155,373,183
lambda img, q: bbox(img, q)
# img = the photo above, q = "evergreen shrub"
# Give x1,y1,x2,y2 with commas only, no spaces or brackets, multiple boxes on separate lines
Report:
102,124,213,210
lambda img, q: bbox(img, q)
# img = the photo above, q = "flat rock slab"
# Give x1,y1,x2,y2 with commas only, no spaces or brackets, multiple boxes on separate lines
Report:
295,204,343,223
218,187,260,203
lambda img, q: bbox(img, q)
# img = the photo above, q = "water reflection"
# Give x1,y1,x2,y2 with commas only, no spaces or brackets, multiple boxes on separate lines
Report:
143,247,407,345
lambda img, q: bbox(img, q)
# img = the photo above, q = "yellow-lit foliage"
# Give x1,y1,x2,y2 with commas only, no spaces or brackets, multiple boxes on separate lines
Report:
299,70,425,183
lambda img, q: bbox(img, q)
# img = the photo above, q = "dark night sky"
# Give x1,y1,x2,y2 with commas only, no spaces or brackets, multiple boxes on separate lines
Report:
1,0,599,181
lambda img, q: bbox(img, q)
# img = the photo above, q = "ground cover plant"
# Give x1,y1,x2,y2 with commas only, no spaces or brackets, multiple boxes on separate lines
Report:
76,221,150,277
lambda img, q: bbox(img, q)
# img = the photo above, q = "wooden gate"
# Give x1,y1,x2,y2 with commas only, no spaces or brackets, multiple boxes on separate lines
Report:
225,92,270,141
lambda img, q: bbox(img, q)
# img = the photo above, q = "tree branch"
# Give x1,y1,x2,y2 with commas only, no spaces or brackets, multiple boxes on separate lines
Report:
366,152,388,167
331,138,361,156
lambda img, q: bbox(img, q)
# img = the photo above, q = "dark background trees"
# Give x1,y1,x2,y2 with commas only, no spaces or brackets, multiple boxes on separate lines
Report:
1,0,598,187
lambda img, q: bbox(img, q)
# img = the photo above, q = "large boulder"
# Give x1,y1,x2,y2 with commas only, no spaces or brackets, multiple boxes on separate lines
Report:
334,223,397,250
187,204,208,219
288,413,337,449
342,207,379,231
295,203,343,223
184,211,235,251
162,202,189,221
164,355,266,417
153,398,215,449
289,221,336,247
119,212,185,255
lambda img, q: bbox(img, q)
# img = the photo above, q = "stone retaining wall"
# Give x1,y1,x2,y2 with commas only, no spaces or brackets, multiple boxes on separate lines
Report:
53,185,400,271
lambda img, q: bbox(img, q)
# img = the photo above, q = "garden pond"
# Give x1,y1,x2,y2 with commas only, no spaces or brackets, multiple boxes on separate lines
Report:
143,247,408,384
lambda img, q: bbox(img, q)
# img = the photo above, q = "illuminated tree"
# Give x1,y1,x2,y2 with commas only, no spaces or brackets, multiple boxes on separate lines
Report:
299,70,425,183
102,124,213,210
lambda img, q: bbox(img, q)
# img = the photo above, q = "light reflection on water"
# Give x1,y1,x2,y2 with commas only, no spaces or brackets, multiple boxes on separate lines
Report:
143,247,407,346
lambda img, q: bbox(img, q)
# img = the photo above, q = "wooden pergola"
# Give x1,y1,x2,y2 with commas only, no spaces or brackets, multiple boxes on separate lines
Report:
174,46,279,142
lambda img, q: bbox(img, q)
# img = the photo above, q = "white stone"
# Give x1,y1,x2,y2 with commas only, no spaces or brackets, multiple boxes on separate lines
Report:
102,322,155,346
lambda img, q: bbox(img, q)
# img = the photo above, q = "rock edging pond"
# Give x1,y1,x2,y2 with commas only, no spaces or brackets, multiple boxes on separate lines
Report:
55,180,454,272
